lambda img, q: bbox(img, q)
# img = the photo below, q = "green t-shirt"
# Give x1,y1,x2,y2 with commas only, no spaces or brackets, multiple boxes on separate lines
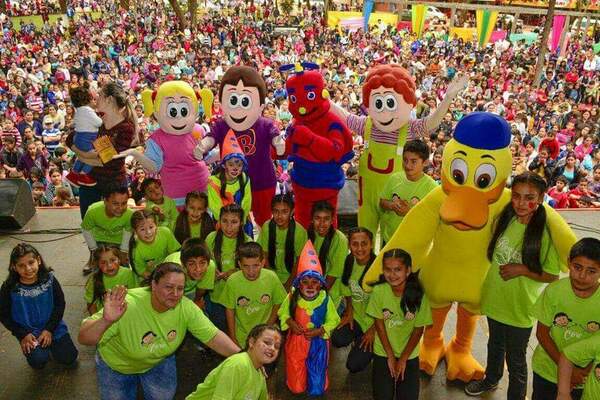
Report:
481,218,561,328
86,287,218,374
339,260,374,331
186,352,267,400
84,267,138,309
532,278,600,384
379,172,438,243
205,231,251,302
131,226,181,277
146,196,178,231
313,229,348,306
81,201,134,245
164,252,216,295
366,282,432,358
207,175,252,221
563,333,600,400
220,269,287,345
189,222,201,239
257,220,308,283
278,290,341,339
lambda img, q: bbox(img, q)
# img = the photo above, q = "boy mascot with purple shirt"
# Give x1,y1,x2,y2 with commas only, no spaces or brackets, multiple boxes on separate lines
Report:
195,66,285,227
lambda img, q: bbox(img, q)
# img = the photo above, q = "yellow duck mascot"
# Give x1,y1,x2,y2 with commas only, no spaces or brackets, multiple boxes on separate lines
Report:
363,112,576,382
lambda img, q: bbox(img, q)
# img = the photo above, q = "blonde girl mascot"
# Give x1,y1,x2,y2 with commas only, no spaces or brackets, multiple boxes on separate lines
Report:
117,81,213,207
363,112,576,382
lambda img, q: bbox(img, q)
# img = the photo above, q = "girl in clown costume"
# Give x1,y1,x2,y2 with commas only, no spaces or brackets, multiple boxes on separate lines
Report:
278,241,340,396
207,130,253,237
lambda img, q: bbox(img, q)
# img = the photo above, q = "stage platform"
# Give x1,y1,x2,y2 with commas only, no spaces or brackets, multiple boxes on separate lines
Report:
0,208,598,400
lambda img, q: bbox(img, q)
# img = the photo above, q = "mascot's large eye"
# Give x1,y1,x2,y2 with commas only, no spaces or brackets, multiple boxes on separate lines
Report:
228,94,239,108
474,163,497,189
289,95,297,103
168,104,178,118
179,104,189,118
240,95,252,109
307,91,316,100
384,95,397,111
373,95,384,112
450,158,468,185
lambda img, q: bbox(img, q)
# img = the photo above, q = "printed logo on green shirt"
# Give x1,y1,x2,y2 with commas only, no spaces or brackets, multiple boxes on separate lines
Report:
586,321,600,333
494,237,522,266
167,330,177,342
237,295,263,316
260,294,271,304
553,312,586,341
141,331,157,346
349,280,368,303
595,364,600,381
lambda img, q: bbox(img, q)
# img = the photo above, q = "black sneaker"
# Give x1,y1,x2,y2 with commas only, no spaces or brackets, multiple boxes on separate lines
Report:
464,379,499,396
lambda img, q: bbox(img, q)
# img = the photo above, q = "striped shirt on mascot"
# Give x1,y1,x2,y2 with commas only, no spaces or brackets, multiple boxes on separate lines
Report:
118,81,213,208
280,62,354,229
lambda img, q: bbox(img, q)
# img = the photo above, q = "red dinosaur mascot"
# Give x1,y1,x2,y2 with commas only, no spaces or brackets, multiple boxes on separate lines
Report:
281,62,354,228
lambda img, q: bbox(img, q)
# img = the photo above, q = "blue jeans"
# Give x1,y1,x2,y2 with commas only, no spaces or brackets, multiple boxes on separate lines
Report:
204,294,227,332
95,352,177,400
79,186,102,219
25,333,78,369
73,131,97,174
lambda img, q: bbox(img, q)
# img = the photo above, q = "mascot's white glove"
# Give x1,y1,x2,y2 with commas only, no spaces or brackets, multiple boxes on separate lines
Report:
194,137,215,161
272,134,286,156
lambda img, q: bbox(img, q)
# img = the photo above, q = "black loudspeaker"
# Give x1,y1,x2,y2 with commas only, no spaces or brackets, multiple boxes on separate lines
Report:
0,179,36,230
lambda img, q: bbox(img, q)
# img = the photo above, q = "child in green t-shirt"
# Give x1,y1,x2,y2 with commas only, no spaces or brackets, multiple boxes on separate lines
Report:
205,204,251,331
306,201,348,296
128,210,181,280
81,185,133,274
331,227,377,373
173,191,215,244
531,238,600,400
142,178,178,231
85,245,137,314
366,248,432,400
164,238,216,310
558,331,600,400
220,242,287,348
207,130,253,237
466,172,561,399
379,140,437,245
186,324,282,400
257,193,307,289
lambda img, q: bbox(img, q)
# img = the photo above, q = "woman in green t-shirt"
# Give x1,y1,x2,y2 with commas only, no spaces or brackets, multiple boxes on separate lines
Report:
331,227,377,373
466,172,560,399
258,194,307,289
85,245,137,315
78,262,240,400
366,248,431,400
186,324,282,400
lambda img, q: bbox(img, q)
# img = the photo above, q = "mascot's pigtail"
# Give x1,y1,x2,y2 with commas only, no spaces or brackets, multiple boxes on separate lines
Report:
198,88,214,121
141,88,156,118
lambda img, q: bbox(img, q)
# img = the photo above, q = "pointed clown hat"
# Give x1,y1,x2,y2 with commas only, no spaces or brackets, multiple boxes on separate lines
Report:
221,129,247,169
292,240,327,288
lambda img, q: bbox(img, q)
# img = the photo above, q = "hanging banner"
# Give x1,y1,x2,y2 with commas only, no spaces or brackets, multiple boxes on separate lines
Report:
551,15,567,52
363,0,374,31
476,9,499,48
412,4,426,39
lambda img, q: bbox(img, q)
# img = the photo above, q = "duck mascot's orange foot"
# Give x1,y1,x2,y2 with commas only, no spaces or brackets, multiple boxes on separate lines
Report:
363,112,576,382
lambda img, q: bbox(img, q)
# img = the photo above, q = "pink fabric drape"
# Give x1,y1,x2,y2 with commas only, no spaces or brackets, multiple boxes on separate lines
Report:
551,15,566,52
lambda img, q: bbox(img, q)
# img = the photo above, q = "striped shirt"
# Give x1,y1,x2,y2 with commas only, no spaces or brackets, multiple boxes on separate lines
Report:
0,127,22,147
346,114,428,144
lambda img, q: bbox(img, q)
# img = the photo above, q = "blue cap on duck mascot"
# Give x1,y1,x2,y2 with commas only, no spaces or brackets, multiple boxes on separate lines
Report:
440,112,512,231
453,112,511,150
292,240,327,289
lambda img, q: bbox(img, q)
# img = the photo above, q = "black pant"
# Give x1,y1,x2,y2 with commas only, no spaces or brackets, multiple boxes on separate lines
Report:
372,355,419,400
24,333,78,370
484,318,532,400
532,372,583,400
331,320,373,373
